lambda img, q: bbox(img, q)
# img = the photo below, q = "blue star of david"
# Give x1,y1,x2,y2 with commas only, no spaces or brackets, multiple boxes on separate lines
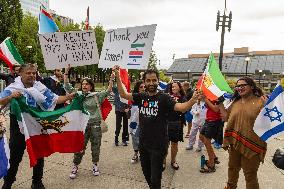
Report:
264,106,283,122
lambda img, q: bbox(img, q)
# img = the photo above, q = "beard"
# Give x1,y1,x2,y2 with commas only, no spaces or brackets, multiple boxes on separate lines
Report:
146,84,158,93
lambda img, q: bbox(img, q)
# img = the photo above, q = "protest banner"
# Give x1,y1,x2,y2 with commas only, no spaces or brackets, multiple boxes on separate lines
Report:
99,24,156,70
39,31,99,70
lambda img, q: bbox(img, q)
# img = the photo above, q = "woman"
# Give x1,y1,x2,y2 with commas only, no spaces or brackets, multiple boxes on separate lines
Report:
220,77,267,189
129,81,145,163
64,68,114,179
165,82,186,170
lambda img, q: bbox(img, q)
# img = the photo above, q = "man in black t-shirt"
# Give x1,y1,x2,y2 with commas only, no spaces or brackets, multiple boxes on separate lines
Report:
113,66,198,189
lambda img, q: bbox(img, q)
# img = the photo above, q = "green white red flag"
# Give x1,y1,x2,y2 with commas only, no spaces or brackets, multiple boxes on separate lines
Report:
10,95,89,167
0,37,24,70
196,53,233,101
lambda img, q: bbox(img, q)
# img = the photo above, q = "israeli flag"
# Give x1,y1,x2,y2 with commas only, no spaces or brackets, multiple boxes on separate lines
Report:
254,85,284,142
158,81,168,91
0,135,10,178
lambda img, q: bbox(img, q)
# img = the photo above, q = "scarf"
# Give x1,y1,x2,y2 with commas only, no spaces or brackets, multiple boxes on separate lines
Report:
4,76,58,111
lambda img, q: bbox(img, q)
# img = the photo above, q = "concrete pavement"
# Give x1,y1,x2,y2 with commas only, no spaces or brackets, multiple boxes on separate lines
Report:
1,109,284,189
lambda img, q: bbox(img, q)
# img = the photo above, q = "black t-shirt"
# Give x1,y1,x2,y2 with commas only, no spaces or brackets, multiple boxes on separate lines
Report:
133,92,176,149
167,95,186,124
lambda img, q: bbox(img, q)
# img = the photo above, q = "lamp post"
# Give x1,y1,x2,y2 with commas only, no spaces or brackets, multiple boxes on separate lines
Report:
245,57,250,76
216,0,232,71
263,74,266,88
26,45,33,63
187,69,191,82
258,70,262,85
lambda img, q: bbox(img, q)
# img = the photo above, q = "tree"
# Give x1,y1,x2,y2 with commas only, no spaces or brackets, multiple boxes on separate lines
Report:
0,0,23,43
159,70,170,83
148,50,158,71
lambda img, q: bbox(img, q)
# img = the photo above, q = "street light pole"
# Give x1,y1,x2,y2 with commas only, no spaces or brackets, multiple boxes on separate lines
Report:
245,57,250,76
187,69,191,82
258,70,262,86
26,45,33,63
216,0,232,71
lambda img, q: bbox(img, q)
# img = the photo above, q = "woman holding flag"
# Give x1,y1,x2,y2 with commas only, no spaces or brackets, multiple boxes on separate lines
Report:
220,77,267,189
64,66,114,179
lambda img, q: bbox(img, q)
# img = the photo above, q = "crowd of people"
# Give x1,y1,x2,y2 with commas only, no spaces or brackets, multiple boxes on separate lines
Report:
0,63,268,189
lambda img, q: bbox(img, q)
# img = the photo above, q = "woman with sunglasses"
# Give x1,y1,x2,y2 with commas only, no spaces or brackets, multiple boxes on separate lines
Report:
63,66,114,179
220,77,267,189
129,81,145,163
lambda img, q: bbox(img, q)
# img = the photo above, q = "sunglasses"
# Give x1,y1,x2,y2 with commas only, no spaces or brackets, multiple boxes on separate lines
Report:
235,84,249,89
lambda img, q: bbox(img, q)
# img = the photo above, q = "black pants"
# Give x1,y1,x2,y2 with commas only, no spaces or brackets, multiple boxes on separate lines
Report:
115,111,128,142
4,115,44,185
140,146,167,189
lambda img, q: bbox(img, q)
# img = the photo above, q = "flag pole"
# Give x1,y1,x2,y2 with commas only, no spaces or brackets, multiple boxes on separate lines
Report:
0,64,3,91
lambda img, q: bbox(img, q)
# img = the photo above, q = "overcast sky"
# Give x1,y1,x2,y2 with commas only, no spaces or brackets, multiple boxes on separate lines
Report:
49,0,284,69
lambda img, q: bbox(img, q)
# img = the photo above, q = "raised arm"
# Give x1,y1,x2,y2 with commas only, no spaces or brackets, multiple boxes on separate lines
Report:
107,72,115,93
204,98,220,112
113,66,133,101
56,93,75,104
174,90,201,113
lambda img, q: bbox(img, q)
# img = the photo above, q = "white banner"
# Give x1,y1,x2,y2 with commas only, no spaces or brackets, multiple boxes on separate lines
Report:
39,31,99,70
99,24,156,70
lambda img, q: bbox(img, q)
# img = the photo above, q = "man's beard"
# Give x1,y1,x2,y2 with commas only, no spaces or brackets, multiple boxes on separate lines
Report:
146,84,158,93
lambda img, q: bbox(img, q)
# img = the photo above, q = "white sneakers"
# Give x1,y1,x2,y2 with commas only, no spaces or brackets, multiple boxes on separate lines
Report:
69,164,100,179
92,164,100,176
69,165,78,179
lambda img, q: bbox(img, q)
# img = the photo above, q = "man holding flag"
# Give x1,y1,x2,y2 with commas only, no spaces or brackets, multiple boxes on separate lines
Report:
0,63,75,189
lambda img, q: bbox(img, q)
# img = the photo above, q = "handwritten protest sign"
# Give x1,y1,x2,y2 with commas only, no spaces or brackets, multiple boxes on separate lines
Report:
39,31,99,70
99,24,156,70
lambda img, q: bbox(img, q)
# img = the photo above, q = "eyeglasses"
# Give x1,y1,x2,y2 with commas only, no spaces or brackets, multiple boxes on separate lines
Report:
235,84,249,89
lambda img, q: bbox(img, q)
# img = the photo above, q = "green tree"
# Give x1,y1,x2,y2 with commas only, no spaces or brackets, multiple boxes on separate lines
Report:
148,50,158,71
159,70,170,82
0,0,23,42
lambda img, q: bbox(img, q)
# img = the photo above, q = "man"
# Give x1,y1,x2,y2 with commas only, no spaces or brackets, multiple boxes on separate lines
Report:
113,86,130,146
42,69,66,109
182,81,194,138
0,64,74,189
0,65,20,86
113,66,199,189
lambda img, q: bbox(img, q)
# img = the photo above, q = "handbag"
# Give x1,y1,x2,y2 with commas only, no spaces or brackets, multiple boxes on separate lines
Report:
94,95,108,133
272,148,284,170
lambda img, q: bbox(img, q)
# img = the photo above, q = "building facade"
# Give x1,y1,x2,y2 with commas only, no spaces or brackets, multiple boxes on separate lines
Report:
167,47,284,91
20,0,49,17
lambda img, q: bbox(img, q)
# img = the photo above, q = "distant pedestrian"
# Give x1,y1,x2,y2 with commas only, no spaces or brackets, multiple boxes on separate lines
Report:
186,100,206,152
129,81,145,164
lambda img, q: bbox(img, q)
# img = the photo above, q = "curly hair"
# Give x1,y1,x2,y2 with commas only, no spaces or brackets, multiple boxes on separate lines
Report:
80,78,95,92
232,76,263,101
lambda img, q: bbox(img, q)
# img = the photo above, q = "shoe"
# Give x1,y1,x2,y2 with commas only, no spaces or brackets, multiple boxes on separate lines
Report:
196,147,202,152
114,142,119,146
185,146,193,150
69,165,78,179
131,154,139,164
1,182,12,189
122,141,128,146
200,165,216,173
171,162,179,170
31,181,45,189
214,142,222,149
214,157,220,164
92,164,100,176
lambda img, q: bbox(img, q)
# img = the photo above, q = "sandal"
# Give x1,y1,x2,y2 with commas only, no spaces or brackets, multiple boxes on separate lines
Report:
200,165,216,173
171,162,179,170
214,157,220,164
185,133,190,138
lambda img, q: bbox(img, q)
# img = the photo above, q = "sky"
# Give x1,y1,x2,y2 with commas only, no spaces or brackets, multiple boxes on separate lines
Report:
49,0,284,69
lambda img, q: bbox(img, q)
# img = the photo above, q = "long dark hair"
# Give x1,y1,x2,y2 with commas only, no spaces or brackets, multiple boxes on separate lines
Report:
80,78,95,92
133,80,144,93
168,82,185,97
232,76,263,101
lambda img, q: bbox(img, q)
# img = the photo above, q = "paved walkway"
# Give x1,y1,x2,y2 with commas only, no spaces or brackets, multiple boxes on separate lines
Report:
1,110,284,188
